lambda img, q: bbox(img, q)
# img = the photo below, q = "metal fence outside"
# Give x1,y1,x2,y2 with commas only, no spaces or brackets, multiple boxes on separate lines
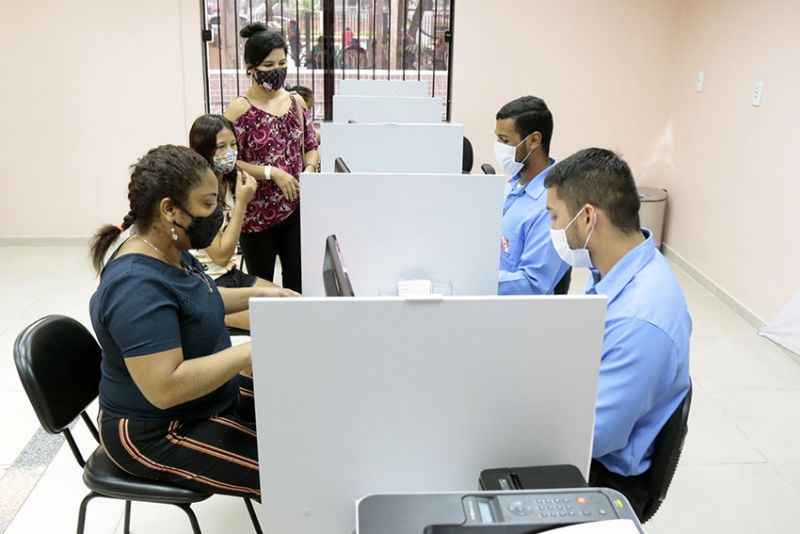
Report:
201,0,454,121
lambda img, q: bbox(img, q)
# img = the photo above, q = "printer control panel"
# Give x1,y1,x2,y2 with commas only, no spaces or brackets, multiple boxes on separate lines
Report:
356,488,644,534
463,490,627,526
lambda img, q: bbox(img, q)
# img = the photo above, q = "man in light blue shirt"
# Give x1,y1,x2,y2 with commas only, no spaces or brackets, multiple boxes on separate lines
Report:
544,148,691,516
494,96,569,295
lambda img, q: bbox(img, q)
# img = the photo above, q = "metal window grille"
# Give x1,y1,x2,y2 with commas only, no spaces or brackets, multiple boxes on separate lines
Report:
200,0,455,122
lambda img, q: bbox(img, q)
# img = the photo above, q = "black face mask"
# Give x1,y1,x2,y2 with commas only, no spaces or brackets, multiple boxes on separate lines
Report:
174,205,224,249
254,67,288,91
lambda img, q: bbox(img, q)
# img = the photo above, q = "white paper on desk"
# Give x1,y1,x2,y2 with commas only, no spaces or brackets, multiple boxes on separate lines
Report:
546,519,640,534
398,279,432,297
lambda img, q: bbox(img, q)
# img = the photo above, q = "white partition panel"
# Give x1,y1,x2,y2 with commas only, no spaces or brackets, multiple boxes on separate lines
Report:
333,95,443,123
300,172,505,296
338,79,428,96
319,123,463,173
251,295,607,534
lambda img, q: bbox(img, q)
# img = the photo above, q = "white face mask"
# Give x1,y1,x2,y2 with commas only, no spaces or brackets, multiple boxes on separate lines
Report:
550,206,596,269
494,133,534,178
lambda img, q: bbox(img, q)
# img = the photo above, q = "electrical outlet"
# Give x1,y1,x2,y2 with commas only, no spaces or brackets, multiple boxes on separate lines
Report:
695,71,704,92
752,81,764,107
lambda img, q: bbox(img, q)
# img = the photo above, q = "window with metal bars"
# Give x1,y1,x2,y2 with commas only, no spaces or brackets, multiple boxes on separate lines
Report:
200,0,454,122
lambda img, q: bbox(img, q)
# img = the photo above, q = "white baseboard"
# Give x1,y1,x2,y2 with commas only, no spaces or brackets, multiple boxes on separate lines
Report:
662,243,800,357
661,243,766,330
0,237,90,246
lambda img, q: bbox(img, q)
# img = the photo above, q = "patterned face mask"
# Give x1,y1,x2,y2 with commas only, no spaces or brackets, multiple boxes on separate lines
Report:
213,149,237,175
254,67,288,91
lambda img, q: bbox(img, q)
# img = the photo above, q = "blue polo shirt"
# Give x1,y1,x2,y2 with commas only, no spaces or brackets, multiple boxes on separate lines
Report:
498,160,569,295
587,229,691,476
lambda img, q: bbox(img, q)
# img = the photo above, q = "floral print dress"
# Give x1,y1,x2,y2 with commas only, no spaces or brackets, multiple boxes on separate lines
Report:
234,94,318,233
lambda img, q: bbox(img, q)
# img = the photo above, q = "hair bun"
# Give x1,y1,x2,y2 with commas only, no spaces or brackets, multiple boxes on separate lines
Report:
240,22,268,39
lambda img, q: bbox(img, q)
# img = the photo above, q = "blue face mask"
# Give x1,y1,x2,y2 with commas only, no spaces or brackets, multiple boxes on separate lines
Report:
213,149,237,174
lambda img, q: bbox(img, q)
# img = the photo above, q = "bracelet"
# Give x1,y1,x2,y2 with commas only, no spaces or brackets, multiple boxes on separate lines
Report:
263,165,272,180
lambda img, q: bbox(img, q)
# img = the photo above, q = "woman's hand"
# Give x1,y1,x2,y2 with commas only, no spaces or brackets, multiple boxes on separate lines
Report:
271,168,300,201
235,170,258,205
257,286,301,298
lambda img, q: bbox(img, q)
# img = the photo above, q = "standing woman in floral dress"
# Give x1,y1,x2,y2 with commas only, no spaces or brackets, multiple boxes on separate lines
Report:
224,23,319,292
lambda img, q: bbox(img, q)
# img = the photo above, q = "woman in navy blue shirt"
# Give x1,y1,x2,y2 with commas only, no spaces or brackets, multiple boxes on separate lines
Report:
89,145,296,499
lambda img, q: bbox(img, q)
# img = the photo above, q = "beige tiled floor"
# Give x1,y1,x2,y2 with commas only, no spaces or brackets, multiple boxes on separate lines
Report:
2,246,799,533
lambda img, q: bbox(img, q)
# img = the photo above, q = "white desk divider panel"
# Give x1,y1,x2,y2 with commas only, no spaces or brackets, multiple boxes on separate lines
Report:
338,79,428,96
300,172,505,296
333,95,443,123
319,123,463,173
250,295,607,534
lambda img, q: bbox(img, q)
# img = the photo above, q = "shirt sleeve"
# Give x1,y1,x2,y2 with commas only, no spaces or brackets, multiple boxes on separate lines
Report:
102,275,183,358
498,212,566,295
592,317,679,458
302,107,319,152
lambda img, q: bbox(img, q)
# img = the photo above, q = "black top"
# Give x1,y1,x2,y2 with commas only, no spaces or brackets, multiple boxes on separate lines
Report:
90,250,235,421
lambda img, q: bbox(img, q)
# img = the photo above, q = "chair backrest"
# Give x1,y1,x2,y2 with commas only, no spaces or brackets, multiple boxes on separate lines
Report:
553,267,572,295
641,382,692,522
13,315,102,435
462,136,474,174
480,163,496,175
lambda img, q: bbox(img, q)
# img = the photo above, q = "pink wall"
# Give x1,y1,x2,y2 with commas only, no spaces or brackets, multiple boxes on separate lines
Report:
0,0,205,239
451,0,797,321
1,0,795,321
451,0,681,188
664,0,799,322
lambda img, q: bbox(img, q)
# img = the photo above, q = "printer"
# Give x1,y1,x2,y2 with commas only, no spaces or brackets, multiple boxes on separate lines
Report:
356,488,645,534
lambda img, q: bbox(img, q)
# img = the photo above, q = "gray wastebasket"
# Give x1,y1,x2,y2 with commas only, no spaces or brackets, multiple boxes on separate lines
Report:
638,187,668,250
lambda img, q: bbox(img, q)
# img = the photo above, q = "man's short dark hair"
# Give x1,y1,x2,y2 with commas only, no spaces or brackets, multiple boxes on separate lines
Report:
544,148,641,233
496,96,553,155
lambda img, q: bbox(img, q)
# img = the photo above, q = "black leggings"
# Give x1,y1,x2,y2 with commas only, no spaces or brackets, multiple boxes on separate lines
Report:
99,376,259,500
239,210,301,292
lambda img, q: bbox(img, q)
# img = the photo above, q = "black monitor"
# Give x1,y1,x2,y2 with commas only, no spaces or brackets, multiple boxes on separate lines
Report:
323,234,355,297
334,157,351,173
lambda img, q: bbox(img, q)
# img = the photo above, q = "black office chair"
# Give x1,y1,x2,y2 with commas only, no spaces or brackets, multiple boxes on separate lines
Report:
462,137,474,174
639,382,692,522
482,384,691,523
480,163,496,175
553,267,572,295
13,315,262,534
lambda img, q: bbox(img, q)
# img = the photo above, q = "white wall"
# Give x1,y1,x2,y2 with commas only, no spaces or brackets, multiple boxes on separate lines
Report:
0,0,205,238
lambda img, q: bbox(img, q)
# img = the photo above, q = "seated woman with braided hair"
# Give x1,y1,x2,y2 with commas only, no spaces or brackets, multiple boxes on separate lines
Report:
89,145,297,499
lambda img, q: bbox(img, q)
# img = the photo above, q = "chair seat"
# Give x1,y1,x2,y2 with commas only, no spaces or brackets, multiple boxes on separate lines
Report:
83,447,211,505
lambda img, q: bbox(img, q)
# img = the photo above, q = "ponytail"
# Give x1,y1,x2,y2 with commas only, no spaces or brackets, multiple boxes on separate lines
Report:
91,144,209,274
89,212,135,274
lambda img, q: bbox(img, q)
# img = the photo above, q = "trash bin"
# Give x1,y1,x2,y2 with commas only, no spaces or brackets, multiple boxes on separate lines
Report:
638,187,668,250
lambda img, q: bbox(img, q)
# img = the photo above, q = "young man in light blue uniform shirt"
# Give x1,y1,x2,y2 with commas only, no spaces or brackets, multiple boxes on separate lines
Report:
544,148,691,517
494,96,569,295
